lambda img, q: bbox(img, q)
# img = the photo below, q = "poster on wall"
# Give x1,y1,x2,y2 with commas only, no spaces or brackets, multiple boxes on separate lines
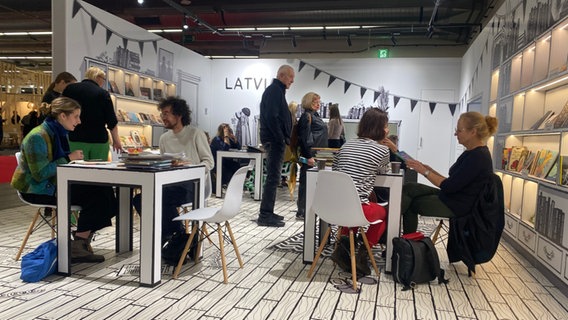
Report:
158,48,174,81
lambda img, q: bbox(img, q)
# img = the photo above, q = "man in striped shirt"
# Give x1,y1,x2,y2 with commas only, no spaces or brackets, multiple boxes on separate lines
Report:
331,108,390,275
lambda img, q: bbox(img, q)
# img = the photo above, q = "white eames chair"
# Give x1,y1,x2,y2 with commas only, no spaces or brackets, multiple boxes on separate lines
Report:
307,170,382,290
172,165,252,283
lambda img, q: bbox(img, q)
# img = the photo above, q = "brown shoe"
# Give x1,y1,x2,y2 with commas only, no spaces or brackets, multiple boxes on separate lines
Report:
71,238,104,263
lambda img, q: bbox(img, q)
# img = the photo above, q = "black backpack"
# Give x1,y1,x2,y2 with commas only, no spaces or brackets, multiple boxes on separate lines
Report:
391,236,449,291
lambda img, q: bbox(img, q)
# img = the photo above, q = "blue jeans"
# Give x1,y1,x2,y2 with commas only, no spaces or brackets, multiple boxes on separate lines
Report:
259,141,285,219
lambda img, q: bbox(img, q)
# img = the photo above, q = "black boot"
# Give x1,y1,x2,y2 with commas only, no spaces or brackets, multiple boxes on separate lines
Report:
356,246,372,276
331,236,351,272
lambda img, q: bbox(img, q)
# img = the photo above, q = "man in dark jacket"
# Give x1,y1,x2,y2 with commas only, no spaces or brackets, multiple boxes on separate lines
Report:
257,65,294,227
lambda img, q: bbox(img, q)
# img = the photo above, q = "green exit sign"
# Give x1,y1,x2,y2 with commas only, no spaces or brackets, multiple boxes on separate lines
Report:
378,49,389,58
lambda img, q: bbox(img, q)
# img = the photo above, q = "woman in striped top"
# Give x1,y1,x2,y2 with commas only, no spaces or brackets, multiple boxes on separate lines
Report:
331,108,390,275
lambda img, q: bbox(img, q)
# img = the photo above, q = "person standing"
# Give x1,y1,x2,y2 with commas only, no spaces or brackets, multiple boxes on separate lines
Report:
257,65,295,227
327,103,345,148
63,67,122,157
62,67,120,247
296,92,328,220
42,71,77,104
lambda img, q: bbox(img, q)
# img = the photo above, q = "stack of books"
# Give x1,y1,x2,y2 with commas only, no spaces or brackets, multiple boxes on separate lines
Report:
120,153,173,170
313,147,339,166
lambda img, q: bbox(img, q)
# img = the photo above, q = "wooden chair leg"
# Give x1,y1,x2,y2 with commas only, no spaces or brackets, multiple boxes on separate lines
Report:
218,223,228,284
359,228,380,276
348,230,357,291
172,223,199,279
15,208,42,261
307,226,331,278
431,219,444,244
225,221,243,268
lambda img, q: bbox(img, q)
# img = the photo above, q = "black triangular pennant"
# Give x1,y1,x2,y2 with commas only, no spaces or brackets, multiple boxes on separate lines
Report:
393,96,400,108
429,102,436,114
314,69,322,80
123,37,128,50
344,82,351,93
449,103,457,116
139,41,144,57
153,41,158,54
90,17,98,35
328,75,336,87
410,100,418,112
299,61,306,72
106,29,113,44
360,87,367,99
72,0,81,18
373,91,380,102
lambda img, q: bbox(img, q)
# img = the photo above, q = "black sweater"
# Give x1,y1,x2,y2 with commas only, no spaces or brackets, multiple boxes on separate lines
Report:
439,146,494,216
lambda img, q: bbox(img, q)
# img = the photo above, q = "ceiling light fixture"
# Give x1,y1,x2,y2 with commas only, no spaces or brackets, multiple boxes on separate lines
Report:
137,0,144,4
183,15,189,29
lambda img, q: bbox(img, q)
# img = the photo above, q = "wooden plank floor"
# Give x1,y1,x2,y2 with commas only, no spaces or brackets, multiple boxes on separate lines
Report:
0,186,567,319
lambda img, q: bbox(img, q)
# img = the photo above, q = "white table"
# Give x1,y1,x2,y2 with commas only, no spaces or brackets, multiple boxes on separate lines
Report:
56,163,205,287
216,150,265,200
303,168,403,273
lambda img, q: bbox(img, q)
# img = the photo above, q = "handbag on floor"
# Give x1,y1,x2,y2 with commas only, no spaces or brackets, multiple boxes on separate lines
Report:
391,232,448,291
20,239,58,283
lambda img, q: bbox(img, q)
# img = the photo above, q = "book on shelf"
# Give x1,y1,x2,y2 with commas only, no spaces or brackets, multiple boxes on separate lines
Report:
153,88,163,101
534,150,558,178
521,151,536,172
516,149,530,172
529,110,554,130
528,150,542,175
541,113,558,130
109,80,120,95
502,147,511,170
140,87,151,99
559,156,568,185
125,82,135,96
545,157,559,183
553,100,568,128
115,108,126,122
126,111,141,123
507,146,526,171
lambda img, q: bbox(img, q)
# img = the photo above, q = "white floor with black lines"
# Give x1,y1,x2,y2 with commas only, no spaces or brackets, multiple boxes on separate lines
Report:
0,185,567,319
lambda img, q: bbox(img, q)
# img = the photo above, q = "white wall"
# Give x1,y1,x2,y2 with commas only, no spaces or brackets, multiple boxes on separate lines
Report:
210,57,461,174
53,0,213,130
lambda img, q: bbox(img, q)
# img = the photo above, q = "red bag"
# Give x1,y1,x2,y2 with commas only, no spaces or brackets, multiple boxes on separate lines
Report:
402,231,425,241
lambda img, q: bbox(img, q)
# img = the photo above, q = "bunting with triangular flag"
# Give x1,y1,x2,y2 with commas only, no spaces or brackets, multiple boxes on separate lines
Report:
429,102,436,114
314,69,322,80
299,61,306,72
344,82,351,93
410,100,418,112
449,104,457,116
328,76,336,87
360,88,366,99
393,96,400,108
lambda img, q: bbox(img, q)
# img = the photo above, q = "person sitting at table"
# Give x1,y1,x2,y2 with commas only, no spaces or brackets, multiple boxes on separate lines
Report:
296,92,328,220
133,97,214,256
401,111,498,234
11,97,108,263
331,108,390,276
210,123,241,194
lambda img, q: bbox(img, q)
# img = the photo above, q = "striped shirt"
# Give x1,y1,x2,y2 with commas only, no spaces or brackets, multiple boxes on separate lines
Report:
332,138,390,204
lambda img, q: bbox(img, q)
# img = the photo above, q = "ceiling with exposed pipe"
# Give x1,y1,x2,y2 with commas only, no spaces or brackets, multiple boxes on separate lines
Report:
0,0,504,72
